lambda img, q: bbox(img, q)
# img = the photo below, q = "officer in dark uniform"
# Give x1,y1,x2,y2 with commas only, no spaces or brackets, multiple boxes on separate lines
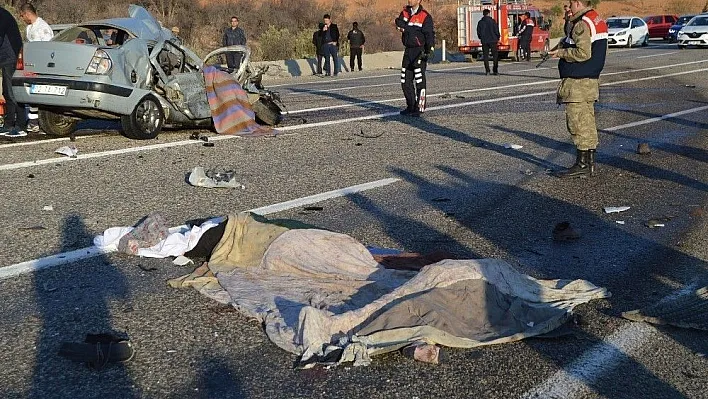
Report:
517,12,534,61
395,0,435,117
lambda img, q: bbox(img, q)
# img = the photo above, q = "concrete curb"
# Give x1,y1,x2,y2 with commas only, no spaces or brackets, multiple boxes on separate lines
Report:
257,37,563,82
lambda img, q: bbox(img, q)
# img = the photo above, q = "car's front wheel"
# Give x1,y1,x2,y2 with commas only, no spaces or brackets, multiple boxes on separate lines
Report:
38,110,78,137
626,35,633,48
253,97,283,126
678,44,686,49
121,95,164,140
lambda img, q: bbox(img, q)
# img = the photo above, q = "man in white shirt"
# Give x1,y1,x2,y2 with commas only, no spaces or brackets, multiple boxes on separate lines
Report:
20,3,53,133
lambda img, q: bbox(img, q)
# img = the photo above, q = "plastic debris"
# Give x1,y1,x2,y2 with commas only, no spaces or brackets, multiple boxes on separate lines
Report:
604,206,631,214
55,145,78,158
504,143,523,150
616,221,626,225
42,205,54,211
173,255,194,266
188,167,245,189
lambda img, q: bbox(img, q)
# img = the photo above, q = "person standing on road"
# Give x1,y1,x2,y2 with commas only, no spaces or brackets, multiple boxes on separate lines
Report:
347,22,366,72
477,9,500,75
395,0,435,117
0,5,27,138
312,22,325,75
320,14,340,76
19,3,53,134
223,16,247,72
517,12,534,61
547,0,608,178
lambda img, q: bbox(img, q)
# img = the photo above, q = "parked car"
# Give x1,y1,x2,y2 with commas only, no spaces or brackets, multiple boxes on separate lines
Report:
667,15,696,42
643,15,678,39
677,13,708,49
607,17,649,47
12,6,283,140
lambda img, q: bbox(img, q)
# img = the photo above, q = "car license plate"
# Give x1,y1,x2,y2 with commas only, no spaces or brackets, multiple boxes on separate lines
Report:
688,41,700,44
30,84,67,96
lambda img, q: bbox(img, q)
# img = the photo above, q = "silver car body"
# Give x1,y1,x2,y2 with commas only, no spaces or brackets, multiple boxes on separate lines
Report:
677,14,708,48
12,5,260,139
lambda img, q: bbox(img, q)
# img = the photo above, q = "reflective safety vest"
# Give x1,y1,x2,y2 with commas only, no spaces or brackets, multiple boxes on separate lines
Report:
559,9,608,79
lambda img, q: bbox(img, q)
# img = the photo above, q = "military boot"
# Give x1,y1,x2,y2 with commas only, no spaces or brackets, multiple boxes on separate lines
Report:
555,149,592,178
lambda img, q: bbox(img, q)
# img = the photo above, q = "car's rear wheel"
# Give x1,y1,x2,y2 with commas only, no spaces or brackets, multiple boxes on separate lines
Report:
38,110,78,136
253,97,283,126
641,35,649,46
626,35,633,48
121,95,164,140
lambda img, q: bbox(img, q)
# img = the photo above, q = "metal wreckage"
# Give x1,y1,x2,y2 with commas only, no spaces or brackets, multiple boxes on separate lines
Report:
12,5,285,140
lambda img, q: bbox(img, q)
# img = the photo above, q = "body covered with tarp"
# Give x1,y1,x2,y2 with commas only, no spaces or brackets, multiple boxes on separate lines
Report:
167,212,610,366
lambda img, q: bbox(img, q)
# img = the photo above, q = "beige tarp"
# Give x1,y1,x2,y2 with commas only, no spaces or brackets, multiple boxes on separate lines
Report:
172,212,610,366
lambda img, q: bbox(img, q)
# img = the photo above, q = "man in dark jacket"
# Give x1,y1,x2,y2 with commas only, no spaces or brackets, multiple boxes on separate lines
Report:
347,22,366,71
321,14,340,76
395,0,435,117
0,6,27,137
476,9,500,75
312,23,325,75
517,12,534,61
222,16,247,72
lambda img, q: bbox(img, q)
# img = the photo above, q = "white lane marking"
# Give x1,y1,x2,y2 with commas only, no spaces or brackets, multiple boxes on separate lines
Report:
604,105,708,131
286,60,708,115
0,136,72,149
288,82,399,96
508,67,551,73
521,323,658,399
0,178,400,280
1,65,706,172
637,52,678,59
270,65,480,88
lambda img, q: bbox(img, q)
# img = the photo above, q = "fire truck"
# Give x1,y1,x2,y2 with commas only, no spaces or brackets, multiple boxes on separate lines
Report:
457,0,551,61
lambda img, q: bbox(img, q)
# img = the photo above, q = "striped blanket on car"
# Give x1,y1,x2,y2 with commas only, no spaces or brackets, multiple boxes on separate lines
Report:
202,66,274,136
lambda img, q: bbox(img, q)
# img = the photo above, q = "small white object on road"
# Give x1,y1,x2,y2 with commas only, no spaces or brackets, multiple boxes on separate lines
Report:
504,143,523,150
55,145,78,158
616,221,626,225
604,206,631,214
42,205,53,211
172,255,194,266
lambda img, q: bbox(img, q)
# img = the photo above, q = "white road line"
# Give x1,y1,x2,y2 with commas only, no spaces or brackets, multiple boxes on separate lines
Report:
637,52,678,59
0,136,72,149
0,177,400,280
285,59,708,114
1,65,706,171
604,105,708,131
521,323,658,399
288,82,399,96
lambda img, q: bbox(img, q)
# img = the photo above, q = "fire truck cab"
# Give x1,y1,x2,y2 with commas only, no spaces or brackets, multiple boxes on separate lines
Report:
458,0,551,61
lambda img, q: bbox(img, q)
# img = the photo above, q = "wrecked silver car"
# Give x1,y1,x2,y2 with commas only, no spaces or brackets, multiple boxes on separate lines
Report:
12,5,283,140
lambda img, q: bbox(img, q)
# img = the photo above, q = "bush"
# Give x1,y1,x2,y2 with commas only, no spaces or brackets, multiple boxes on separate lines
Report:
258,25,296,61
293,28,316,59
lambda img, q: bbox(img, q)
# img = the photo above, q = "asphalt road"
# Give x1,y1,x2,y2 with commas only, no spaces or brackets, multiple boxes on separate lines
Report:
0,42,706,399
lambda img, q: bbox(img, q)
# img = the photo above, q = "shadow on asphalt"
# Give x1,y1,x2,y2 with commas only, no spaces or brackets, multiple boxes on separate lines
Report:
29,214,136,398
193,355,248,399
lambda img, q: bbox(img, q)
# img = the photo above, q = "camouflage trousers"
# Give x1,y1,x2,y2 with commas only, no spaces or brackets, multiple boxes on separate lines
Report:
565,102,598,151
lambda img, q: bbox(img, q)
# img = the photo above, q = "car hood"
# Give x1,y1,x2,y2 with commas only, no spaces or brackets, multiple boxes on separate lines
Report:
679,25,708,33
608,28,629,34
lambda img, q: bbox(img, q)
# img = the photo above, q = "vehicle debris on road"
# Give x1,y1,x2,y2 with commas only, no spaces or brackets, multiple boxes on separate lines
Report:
55,145,78,158
188,167,245,189
604,206,631,214
637,142,651,154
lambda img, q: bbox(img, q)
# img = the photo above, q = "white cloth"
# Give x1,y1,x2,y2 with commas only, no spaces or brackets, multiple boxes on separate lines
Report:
93,217,225,258
26,17,54,42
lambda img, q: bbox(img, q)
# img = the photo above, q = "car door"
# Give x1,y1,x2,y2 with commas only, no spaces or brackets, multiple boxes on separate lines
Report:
148,40,211,120
202,45,252,86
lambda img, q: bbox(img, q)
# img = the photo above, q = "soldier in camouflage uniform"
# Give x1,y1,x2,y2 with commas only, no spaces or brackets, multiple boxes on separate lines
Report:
548,0,608,178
